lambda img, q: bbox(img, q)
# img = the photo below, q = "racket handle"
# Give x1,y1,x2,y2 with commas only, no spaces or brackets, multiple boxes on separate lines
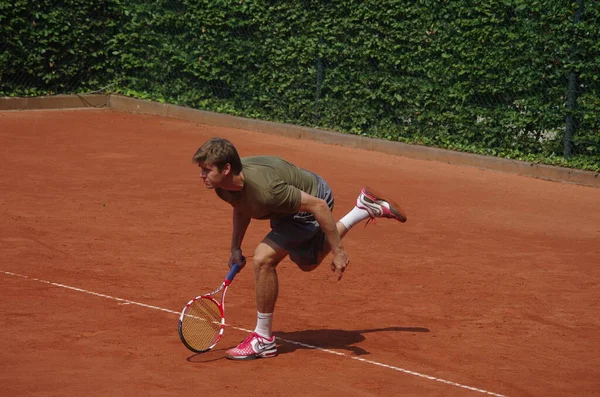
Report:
226,256,245,282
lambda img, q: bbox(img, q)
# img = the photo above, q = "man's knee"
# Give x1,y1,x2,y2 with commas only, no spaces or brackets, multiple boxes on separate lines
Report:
253,240,286,271
290,253,321,272
296,263,319,272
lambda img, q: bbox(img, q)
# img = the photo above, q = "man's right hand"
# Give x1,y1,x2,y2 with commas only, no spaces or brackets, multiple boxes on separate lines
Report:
229,248,246,269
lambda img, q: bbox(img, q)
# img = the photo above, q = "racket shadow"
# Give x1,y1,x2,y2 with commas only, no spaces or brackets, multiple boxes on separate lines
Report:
274,326,430,356
185,347,228,363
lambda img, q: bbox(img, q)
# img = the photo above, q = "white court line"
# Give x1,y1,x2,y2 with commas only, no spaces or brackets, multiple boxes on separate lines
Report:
1,270,506,397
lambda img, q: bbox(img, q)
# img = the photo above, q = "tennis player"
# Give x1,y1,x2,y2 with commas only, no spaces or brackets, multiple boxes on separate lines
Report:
192,137,406,360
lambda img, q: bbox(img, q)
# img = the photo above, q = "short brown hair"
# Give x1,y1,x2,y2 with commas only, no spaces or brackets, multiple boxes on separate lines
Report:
192,137,242,174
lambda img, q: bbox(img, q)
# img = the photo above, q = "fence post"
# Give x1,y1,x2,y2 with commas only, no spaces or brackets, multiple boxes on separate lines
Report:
314,37,324,126
564,0,584,159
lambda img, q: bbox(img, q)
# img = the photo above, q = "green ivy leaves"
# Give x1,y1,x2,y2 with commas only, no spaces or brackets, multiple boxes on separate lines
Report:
1,0,598,171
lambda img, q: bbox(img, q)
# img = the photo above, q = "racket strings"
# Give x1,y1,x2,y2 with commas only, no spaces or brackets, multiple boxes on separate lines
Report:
180,298,222,351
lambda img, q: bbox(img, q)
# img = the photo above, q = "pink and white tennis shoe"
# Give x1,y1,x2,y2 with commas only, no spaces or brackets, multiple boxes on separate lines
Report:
357,187,407,223
225,332,277,360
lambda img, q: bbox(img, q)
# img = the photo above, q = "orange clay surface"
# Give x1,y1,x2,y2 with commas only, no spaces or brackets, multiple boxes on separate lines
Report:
1,109,599,397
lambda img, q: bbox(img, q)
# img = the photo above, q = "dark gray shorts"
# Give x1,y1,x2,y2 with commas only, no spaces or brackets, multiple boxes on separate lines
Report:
267,173,334,266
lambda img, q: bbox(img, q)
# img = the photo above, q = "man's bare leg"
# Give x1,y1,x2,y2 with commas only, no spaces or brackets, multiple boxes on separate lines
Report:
313,221,350,265
252,238,288,337
224,238,285,360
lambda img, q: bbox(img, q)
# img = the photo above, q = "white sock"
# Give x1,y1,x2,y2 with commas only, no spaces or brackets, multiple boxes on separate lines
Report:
339,206,370,230
254,312,273,339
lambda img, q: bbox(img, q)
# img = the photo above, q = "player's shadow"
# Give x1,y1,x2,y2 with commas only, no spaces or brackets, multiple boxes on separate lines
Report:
274,326,430,356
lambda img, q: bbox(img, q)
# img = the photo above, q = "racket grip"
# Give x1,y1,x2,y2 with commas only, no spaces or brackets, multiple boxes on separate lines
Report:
226,256,245,282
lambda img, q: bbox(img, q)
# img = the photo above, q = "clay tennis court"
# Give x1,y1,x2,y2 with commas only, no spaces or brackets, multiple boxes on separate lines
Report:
1,109,599,396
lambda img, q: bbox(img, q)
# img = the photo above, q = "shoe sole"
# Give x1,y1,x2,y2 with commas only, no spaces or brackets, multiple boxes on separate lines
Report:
363,187,407,223
225,350,278,361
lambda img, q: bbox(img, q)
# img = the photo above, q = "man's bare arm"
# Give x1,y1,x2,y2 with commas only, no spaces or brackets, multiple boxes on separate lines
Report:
297,191,349,280
230,207,251,267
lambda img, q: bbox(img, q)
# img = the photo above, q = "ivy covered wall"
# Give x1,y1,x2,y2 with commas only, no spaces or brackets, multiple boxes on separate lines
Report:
1,0,598,170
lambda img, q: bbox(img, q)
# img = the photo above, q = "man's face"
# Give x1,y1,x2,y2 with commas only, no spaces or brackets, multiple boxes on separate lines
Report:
198,162,228,189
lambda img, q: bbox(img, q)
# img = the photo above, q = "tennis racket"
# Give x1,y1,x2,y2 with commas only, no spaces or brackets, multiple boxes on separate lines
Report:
178,260,243,353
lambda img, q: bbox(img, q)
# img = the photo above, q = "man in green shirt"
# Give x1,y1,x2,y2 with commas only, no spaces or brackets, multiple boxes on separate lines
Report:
192,137,407,360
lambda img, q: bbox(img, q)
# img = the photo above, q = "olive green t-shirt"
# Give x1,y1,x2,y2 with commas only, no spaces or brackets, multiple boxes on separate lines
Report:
215,156,318,220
